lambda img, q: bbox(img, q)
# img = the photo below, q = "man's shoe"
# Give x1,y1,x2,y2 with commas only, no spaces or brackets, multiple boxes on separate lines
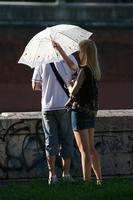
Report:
62,174,74,182
48,175,58,185
96,179,102,185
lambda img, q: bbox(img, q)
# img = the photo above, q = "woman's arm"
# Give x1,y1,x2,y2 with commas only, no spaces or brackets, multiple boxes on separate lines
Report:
69,68,85,97
52,41,78,72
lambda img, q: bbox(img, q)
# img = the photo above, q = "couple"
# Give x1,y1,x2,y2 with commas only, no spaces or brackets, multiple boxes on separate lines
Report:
32,39,102,185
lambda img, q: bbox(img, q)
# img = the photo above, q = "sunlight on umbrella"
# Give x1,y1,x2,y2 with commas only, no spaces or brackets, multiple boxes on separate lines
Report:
18,24,93,68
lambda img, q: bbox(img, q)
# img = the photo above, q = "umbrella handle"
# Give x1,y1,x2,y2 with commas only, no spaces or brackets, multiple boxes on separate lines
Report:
50,35,60,60
50,35,53,42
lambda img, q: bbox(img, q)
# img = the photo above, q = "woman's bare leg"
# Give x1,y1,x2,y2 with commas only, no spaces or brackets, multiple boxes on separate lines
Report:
74,129,91,181
88,128,102,183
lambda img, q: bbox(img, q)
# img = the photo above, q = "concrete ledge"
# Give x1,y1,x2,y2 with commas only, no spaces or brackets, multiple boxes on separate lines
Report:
1,109,133,118
0,110,133,179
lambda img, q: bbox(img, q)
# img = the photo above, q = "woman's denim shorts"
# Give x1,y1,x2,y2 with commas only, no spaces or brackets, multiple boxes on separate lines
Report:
71,109,96,131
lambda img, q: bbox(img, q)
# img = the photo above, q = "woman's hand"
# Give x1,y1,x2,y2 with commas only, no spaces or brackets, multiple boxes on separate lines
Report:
52,40,78,71
52,41,61,51
68,85,73,94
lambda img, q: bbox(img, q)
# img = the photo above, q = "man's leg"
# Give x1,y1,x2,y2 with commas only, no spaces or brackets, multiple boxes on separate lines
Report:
46,155,58,185
62,157,71,177
56,110,73,178
42,111,59,184
47,155,56,178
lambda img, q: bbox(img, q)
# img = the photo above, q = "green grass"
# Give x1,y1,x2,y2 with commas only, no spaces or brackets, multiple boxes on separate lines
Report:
0,179,133,200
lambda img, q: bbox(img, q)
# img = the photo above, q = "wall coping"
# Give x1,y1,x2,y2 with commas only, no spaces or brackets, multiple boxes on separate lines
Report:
0,2,133,6
0,109,133,119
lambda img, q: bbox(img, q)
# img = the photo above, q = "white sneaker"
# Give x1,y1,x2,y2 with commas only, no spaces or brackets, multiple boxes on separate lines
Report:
48,175,58,185
62,174,74,182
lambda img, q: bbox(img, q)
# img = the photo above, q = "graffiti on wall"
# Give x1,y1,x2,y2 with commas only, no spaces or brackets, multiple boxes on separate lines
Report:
0,119,133,179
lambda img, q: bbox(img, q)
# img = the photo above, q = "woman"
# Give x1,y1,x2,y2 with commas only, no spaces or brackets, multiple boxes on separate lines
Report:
53,39,102,184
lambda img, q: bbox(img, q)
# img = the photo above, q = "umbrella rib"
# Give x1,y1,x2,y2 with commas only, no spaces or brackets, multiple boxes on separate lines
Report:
32,40,42,67
18,25,92,68
56,31,79,44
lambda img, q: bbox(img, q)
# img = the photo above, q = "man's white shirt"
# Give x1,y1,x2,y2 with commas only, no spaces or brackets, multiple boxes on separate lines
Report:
32,55,77,111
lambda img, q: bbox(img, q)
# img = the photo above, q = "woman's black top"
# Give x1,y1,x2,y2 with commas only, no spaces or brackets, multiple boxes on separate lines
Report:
75,66,98,110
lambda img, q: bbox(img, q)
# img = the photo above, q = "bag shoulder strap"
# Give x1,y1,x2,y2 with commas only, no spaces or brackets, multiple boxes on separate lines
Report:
50,63,69,97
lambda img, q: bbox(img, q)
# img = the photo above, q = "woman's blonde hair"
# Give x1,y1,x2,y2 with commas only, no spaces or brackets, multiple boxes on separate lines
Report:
79,39,101,81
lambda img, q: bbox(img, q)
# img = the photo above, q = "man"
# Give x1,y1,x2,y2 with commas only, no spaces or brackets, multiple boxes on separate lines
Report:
32,55,77,185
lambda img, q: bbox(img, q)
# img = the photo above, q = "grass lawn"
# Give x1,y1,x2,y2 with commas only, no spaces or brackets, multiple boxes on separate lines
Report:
0,179,133,200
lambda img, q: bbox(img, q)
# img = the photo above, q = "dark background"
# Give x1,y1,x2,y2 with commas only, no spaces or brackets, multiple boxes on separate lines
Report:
0,1,133,112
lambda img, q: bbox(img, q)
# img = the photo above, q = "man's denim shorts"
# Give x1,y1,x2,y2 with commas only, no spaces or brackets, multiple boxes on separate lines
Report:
42,109,73,157
71,109,96,131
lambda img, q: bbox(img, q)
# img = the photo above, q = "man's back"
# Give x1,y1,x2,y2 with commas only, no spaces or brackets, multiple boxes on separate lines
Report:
32,55,77,111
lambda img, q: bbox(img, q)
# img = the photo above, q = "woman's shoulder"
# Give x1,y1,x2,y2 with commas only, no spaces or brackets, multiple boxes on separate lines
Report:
79,65,92,74
80,65,91,70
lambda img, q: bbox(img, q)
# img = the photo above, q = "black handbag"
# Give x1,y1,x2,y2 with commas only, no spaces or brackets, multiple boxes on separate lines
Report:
50,63,69,97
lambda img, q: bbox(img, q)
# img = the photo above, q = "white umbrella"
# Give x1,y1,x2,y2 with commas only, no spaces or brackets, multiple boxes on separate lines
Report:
18,24,93,68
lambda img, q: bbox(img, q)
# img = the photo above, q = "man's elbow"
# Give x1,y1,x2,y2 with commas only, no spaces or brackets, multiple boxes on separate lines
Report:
32,82,42,91
32,82,36,91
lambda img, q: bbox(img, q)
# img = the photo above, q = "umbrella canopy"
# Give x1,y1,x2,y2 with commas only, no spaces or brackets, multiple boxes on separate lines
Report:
18,24,93,68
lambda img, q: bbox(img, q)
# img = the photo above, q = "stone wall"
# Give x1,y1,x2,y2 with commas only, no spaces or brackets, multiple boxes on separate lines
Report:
0,110,133,180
